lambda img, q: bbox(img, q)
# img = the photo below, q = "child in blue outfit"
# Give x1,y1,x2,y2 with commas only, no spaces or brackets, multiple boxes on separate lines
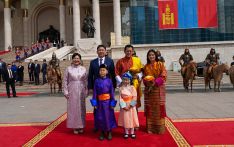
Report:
90,64,117,140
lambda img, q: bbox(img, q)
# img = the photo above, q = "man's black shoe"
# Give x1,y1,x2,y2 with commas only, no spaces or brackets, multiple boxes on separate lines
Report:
93,128,98,133
13,96,18,97
8,96,11,98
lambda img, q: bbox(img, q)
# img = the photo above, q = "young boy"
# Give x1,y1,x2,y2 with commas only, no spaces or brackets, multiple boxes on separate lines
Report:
90,64,117,140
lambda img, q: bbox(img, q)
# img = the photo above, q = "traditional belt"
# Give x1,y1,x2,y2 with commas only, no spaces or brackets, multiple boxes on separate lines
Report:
122,96,133,102
98,94,110,101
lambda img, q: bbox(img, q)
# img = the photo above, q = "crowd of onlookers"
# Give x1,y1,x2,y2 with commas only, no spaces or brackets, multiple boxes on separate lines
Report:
13,39,52,61
12,38,67,61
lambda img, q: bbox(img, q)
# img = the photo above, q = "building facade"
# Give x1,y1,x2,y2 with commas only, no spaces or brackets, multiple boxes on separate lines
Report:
0,0,234,50
130,0,234,44
0,0,129,50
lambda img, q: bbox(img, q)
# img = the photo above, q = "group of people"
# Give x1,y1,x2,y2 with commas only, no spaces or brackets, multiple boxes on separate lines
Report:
179,48,226,78
0,58,48,98
14,38,52,61
28,59,48,85
63,44,167,140
0,59,24,98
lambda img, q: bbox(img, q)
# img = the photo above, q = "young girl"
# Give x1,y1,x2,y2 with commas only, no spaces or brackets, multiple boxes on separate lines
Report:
118,72,139,139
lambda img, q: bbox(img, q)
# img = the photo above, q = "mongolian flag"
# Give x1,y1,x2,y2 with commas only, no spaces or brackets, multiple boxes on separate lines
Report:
158,0,218,29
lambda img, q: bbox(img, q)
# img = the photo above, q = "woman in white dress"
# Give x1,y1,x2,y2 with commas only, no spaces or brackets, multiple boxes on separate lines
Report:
63,53,88,134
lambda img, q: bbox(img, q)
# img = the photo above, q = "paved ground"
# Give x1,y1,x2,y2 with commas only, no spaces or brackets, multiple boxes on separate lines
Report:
0,82,233,123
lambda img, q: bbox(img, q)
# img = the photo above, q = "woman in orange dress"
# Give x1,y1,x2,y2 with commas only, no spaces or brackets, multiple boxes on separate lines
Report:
143,49,167,134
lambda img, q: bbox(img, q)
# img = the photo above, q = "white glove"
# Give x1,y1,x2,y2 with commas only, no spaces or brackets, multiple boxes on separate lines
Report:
115,75,122,87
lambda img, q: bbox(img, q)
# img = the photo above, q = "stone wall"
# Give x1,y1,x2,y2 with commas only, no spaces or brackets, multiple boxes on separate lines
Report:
111,41,234,70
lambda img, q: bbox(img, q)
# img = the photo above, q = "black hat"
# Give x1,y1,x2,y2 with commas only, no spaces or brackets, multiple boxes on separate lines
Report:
99,64,108,69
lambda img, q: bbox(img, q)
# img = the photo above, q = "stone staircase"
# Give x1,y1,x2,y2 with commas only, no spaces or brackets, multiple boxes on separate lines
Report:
0,51,17,63
166,70,204,86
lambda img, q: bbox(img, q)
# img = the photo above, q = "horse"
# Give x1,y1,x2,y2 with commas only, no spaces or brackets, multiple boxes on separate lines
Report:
229,66,234,88
47,66,57,94
56,69,62,93
47,66,62,94
182,62,197,92
204,63,229,92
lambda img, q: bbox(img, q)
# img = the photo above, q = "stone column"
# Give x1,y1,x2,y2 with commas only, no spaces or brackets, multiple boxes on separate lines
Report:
4,0,12,51
68,6,73,45
59,0,66,41
92,0,101,40
113,0,122,45
23,9,29,47
73,0,81,46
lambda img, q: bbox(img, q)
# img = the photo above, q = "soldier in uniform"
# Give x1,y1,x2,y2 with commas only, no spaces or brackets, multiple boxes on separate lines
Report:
49,52,61,74
49,52,62,91
205,48,220,74
179,48,194,78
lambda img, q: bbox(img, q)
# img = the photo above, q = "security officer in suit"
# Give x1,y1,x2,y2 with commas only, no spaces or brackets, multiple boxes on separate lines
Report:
41,59,47,84
0,58,7,82
17,61,24,86
3,63,17,98
34,60,41,85
28,59,35,83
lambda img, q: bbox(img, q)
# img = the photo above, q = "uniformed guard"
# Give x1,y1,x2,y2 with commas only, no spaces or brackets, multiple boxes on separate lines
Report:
205,48,220,74
179,48,194,77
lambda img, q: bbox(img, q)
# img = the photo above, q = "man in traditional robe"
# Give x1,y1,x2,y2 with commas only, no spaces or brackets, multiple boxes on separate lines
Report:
115,45,143,108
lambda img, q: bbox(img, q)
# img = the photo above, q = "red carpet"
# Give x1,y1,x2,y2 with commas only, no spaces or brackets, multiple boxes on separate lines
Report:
0,125,47,147
173,119,234,146
27,113,178,147
0,92,39,97
0,50,10,55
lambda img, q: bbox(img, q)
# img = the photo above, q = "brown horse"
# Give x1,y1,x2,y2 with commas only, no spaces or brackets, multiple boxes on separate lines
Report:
47,66,62,94
204,63,229,92
56,69,62,93
183,62,197,92
229,66,234,88
47,66,57,94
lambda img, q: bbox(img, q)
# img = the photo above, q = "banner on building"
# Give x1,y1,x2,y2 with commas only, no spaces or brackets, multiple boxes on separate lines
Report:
158,0,218,29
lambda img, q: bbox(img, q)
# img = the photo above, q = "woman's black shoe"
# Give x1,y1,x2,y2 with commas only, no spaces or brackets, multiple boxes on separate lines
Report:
123,134,129,139
130,134,136,139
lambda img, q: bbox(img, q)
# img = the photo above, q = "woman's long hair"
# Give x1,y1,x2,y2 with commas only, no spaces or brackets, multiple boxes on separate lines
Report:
146,49,158,64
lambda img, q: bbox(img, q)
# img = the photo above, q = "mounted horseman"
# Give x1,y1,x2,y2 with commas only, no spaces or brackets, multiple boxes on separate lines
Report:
47,52,62,93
